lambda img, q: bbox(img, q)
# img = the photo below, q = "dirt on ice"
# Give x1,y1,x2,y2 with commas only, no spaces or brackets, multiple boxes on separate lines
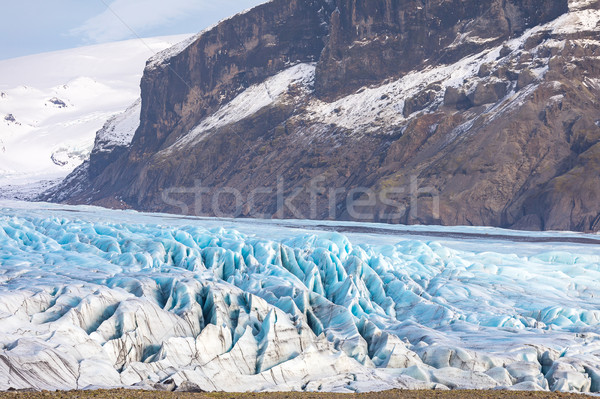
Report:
0,389,587,399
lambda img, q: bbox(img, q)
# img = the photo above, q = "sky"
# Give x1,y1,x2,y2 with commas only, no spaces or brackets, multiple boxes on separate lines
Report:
0,0,266,60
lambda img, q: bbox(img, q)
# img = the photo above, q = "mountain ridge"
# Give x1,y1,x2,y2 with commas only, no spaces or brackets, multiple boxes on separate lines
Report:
45,0,600,232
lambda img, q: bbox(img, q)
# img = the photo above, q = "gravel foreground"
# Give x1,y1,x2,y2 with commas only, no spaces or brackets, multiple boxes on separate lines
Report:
0,390,587,399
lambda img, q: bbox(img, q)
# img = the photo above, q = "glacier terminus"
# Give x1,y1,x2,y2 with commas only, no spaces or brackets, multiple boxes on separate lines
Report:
1,201,600,393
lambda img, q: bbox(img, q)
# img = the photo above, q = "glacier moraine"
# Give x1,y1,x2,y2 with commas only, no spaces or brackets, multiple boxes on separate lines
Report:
1,202,600,393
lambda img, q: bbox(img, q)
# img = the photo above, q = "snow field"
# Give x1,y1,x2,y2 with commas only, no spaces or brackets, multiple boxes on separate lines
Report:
0,35,191,190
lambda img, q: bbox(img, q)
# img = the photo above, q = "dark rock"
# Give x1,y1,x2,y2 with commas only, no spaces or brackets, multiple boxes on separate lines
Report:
176,381,206,392
88,146,129,179
403,84,442,117
516,69,537,90
478,63,492,78
568,117,600,155
492,66,518,81
505,69,519,81
517,51,534,68
510,214,544,231
468,80,509,106
537,44,562,59
524,31,552,51
153,378,176,391
498,45,512,59
51,153,68,167
443,87,471,110
48,97,67,108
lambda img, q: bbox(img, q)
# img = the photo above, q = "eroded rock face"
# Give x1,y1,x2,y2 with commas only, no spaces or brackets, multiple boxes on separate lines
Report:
44,0,600,232
315,0,568,100
132,0,334,157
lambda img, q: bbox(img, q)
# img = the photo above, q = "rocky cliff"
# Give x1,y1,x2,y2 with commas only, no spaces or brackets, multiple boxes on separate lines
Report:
44,0,600,232
315,0,567,99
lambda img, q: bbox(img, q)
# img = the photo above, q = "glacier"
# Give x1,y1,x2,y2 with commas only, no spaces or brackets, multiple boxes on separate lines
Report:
0,35,191,198
1,201,600,393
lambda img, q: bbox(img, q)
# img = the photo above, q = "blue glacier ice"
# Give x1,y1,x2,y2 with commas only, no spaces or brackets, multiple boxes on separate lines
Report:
1,201,600,393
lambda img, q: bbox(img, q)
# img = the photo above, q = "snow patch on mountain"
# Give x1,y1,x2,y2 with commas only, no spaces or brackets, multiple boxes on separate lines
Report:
569,0,600,11
94,99,142,153
172,63,315,148
548,8,600,34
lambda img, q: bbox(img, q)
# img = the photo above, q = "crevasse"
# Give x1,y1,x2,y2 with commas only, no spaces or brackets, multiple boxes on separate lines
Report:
1,207,600,392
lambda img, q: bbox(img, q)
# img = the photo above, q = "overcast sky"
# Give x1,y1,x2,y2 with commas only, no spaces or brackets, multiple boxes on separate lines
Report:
1,0,266,60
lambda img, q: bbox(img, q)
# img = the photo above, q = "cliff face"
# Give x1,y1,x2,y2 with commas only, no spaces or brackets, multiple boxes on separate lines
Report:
315,0,568,99
132,0,333,157
45,0,600,232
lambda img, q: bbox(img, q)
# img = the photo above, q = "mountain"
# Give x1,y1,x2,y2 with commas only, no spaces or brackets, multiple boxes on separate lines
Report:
2,201,600,392
46,0,600,232
0,35,190,200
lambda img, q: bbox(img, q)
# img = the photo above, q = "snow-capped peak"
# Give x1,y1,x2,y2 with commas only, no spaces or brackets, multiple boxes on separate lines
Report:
0,34,191,196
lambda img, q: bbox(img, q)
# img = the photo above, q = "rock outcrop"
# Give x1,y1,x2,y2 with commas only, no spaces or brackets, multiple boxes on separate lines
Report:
132,0,333,156
315,0,567,99
44,0,600,232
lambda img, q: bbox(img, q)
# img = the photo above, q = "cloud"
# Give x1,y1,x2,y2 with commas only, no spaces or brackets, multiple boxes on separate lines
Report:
70,0,212,43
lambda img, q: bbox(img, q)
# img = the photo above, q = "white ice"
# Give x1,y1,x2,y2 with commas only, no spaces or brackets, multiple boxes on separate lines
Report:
0,200,600,393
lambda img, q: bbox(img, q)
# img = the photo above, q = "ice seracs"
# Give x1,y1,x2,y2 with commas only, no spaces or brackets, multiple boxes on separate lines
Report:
1,201,600,393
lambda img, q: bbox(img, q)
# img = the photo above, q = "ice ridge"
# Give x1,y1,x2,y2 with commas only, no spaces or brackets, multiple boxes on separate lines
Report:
1,209,600,392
